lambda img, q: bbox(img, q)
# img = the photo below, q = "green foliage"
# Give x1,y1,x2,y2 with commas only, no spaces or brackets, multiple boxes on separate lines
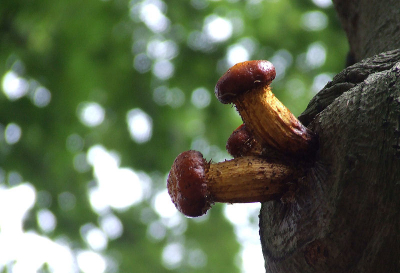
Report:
0,0,347,272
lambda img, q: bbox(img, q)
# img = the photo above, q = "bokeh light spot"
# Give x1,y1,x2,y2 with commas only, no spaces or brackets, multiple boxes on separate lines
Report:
190,137,210,156
0,232,77,273
224,203,263,273
8,171,23,186
153,86,169,105
167,87,185,108
78,102,105,127
153,59,174,80
37,209,57,233
1,71,29,100
36,190,52,208
147,39,178,60
74,153,91,173
187,30,214,52
227,44,250,66
270,49,293,80
191,87,211,108
32,86,51,107
153,86,185,107
5,123,22,145
58,192,77,211
134,53,152,73
103,168,144,210
147,220,166,241
187,249,207,268
153,189,177,218
87,145,149,213
100,214,123,240
89,187,109,215
162,242,184,270
80,224,108,251
241,242,265,273
66,134,84,153
138,0,170,33
285,78,306,98
0,183,36,234
204,15,232,42
306,42,327,69
126,108,153,143
312,0,332,8
77,250,107,273
302,11,328,31
191,0,209,9
227,38,257,67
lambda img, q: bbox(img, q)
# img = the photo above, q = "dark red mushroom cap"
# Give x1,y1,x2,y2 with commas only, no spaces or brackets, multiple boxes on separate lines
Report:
226,124,254,157
215,60,276,104
167,150,211,217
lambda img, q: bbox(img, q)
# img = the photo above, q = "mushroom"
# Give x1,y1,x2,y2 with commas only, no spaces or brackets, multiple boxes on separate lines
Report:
215,60,316,157
167,150,304,217
226,124,263,158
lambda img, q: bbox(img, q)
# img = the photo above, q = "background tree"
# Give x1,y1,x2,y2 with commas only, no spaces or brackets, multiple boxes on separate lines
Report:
260,0,400,272
0,0,348,272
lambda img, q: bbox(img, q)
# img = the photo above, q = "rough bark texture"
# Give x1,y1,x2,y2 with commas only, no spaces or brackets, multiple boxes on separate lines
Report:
332,0,400,62
260,1,400,271
260,49,400,273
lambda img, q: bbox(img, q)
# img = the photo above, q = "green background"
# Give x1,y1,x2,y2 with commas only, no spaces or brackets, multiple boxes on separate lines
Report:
0,0,347,272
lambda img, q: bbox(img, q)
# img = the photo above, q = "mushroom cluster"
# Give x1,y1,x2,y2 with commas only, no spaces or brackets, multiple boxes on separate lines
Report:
167,60,317,217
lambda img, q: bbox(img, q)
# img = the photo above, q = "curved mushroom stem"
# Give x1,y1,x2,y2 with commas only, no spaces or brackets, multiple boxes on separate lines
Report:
234,85,316,157
215,60,317,158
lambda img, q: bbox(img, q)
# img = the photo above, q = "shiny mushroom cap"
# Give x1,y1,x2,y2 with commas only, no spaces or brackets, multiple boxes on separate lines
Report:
226,124,257,158
215,60,276,104
167,150,211,217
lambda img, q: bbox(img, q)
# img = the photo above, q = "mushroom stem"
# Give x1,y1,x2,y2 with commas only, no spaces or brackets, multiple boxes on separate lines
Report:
234,85,314,156
167,150,304,217
207,155,302,203
215,60,316,157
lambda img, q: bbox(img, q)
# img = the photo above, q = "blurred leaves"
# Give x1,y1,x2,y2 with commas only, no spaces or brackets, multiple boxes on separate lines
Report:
0,0,347,272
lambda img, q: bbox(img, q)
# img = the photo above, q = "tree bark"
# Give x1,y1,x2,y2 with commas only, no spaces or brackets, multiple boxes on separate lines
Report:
259,0,400,271
333,0,400,62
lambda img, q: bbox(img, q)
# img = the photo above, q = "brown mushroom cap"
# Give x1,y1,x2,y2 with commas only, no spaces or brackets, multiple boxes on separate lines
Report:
167,150,211,217
226,124,260,157
215,60,276,104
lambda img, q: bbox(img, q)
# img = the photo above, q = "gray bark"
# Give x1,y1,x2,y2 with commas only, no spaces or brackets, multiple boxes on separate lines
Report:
333,0,400,62
259,0,400,270
260,50,400,273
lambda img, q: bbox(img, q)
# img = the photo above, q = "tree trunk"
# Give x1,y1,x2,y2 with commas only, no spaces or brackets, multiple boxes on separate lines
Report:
259,0,400,272
333,0,400,62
